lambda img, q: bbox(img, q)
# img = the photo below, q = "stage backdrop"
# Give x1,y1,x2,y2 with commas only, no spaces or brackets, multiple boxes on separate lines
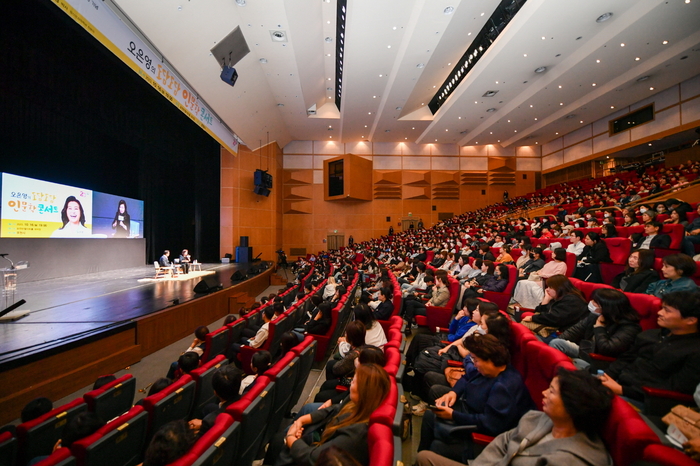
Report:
1,238,145,282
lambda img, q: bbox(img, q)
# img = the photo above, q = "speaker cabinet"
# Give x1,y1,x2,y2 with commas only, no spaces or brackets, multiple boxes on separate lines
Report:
193,277,222,294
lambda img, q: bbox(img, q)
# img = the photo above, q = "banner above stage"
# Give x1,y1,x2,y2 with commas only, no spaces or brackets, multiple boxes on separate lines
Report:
49,0,239,155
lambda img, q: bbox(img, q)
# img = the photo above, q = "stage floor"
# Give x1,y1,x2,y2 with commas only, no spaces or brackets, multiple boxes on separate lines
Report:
0,262,266,367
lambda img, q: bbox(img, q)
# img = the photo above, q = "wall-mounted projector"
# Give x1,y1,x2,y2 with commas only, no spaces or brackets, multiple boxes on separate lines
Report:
220,66,238,87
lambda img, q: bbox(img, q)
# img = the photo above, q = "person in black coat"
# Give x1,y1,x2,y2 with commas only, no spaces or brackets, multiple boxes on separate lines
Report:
517,247,545,279
631,221,672,250
477,243,496,262
521,275,588,338
574,232,612,283
189,365,243,436
373,287,395,320
611,249,659,294
549,288,642,364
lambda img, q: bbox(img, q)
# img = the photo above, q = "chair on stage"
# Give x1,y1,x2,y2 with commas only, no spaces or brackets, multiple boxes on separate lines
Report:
83,374,136,423
153,261,172,279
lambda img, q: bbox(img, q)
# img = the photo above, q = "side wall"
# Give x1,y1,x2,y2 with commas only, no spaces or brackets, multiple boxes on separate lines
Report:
220,144,284,262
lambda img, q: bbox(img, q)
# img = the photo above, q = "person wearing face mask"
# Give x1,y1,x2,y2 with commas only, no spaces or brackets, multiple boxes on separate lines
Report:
520,275,589,341
548,289,642,369
517,247,545,280
460,261,496,301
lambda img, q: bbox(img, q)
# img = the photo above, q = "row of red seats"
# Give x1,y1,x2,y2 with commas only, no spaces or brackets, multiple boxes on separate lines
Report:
17,337,319,466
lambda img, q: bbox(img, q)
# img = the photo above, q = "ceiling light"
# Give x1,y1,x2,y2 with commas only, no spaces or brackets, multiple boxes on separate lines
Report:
534,66,547,73
448,63,451,66
396,107,402,110
495,81,499,84
486,108,496,112
649,143,653,146
498,140,500,142
445,129,449,132
637,75,650,82
373,95,376,98
416,63,425,68
635,57,640,61
379,74,383,77
555,132,559,135
620,43,625,47
483,90,499,97
468,32,472,36
405,137,408,140
364,125,367,127
596,12,613,23
387,45,391,48
560,102,564,105
686,0,691,3
611,106,615,109
530,104,533,107
514,130,517,133
580,120,584,123
393,26,397,30
490,132,493,134
327,20,331,24
507,119,511,122
541,36,546,40
596,59,600,63
177,5,182,10
558,85,562,88
368,112,372,114
444,6,455,15
259,58,268,63
523,53,528,57
592,83,596,86
650,87,655,90
662,40,669,45
325,37,333,43
534,118,538,120
458,117,461,119
277,103,284,107
326,53,331,56
566,114,576,119
412,127,415,129
328,78,331,81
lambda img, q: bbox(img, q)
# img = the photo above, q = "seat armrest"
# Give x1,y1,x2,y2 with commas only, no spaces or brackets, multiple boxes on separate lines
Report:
446,360,463,367
642,386,695,402
472,433,495,446
589,353,616,362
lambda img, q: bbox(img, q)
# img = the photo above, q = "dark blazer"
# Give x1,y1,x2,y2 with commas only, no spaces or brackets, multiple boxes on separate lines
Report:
612,269,659,294
580,242,611,264
374,300,394,320
558,314,642,357
632,234,671,250
532,293,588,332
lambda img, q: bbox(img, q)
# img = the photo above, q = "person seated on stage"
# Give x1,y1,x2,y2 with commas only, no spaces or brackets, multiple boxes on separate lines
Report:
417,334,535,463
159,250,171,268
28,412,106,465
179,249,192,274
599,289,700,406
167,351,200,381
240,351,272,395
143,420,195,466
416,369,614,466
188,365,244,437
631,221,671,250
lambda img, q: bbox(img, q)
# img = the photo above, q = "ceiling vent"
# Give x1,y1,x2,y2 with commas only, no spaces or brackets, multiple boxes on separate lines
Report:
270,30,287,42
483,90,499,97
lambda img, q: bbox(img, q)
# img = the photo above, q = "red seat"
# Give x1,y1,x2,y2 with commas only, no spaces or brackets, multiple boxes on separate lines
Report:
600,396,662,466
168,413,240,466
601,238,632,285
189,355,228,419
369,376,396,429
31,448,75,466
83,374,135,423
624,292,661,331
16,398,87,466
414,275,460,329
142,375,196,441
70,406,148,466
483,265,518,311
569,277,614,300
289,337,317,414
368,423,394,466
521,340,576,410
642,444,700,466
263,352,300,443
0,431,17,466
200,326,230,363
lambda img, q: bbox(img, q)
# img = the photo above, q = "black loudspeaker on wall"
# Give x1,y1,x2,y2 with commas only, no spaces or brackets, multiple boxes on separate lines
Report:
193,277,223,294
231,270,245,281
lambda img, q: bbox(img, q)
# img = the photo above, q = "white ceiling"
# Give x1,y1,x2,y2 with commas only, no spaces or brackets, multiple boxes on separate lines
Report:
111,0,700,151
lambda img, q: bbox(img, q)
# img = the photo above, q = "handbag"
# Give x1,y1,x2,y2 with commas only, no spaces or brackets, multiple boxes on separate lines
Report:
521,319,558,338
662,405,700,440
444,367,465,387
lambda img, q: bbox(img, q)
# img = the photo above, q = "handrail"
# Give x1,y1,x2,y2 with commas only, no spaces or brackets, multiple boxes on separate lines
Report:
627,178,700,210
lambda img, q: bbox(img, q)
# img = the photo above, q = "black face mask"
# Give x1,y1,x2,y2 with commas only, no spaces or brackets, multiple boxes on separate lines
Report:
529,254,535,260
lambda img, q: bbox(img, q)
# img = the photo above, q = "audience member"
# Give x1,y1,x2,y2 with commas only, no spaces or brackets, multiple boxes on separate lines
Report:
601,290,700,404
645,253,698,297
188,364,243,436
631,221,671,250
511,248,567,309
143,420,195,466
611,249,659,293
521,275,588,341
573,232,611,283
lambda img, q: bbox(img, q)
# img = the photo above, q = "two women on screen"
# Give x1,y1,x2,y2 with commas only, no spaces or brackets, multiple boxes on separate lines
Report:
51,196,91,238
111,199,131,237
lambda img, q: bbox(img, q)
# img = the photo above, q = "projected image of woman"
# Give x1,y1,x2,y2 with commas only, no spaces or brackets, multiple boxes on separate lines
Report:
51,196,91,238
111,199,130,237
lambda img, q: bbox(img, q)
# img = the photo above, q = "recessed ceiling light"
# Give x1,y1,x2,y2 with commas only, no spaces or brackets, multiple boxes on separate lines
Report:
445,129,449,132
379,74,383,77
458,117,462,119
327,20,331,24
393,26,397,30
259,58,268,63
329,136,332,138
328,78,331,81
495,81,499,84
555,132,559,135
523,53,528,57
596,59,600,63
534,118,538,120
444,6,455,15
416,63,425,68
596,12,613,23
481,12,484,16
387,45,391,48
368,112,372,114
364,125,368,127
534,66,547,73
611,106,615,109
650,87,655,90
405,137,408,140
326,53,331,56
498,140,500,142
514,130,517,133
530,104,533,107
686,0,691,3
490,132,493,134
662,40,669,45
468,32,472,36
560,102,564,105
620,43,625,47
558,85,562,88
435,139,438,142
277,103,284,107
475,101,478,104
373,95,376,98
486,108,496,112
448,63,451,66
507,119,511,122
412,127,415,129
580,120,584,123
592,83,596,86
483,90,499,97
541,36,546,40
649,143,653,146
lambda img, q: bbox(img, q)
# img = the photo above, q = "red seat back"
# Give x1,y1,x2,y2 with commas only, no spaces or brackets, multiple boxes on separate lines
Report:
600,396,661,466
368,423,394,466
624,292,661,331
83,375,135,423
521,340,576,410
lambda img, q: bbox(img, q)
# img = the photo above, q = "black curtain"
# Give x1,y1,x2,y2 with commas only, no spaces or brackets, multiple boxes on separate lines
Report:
0,0,221,262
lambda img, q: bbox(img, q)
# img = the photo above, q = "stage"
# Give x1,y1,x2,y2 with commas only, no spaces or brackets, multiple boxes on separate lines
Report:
0,261,275,424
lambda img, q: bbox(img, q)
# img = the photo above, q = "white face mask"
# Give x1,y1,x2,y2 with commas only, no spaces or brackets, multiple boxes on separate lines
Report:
588,301,601,315
521,250,527,256
639,208,647,213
